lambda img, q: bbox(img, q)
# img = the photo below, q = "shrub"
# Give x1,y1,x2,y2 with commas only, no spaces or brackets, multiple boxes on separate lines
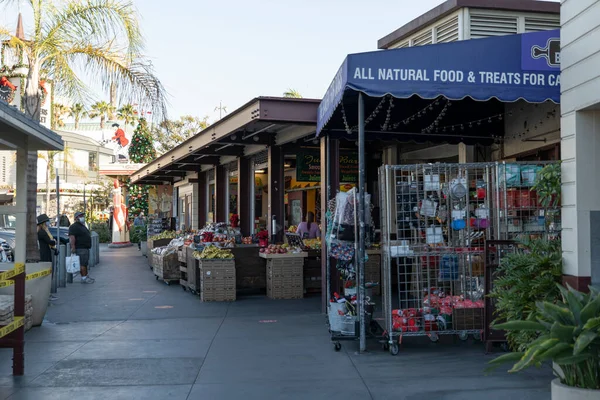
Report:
130,225,147,244
488,238,563,351
90,222,111,243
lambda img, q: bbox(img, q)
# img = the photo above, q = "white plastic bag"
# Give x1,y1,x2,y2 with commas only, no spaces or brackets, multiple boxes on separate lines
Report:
66,255,80,274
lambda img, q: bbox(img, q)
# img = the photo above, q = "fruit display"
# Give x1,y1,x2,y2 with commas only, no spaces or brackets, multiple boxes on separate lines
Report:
194,245,234,260
303,238,321,250
241,237,253,245
288,225,297,233
149,231,177,241
259,244,304,255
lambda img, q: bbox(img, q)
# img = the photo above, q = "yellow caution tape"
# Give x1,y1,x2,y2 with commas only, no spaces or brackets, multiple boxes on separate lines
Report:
0,263,25,281
0,316,24,339
0,268,52,288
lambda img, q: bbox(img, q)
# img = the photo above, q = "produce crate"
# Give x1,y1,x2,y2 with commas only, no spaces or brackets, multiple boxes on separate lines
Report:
177,247,186,263
186,246,198,293
153,252,180,281
199,259,236,302
365,254,381,295
452,308,484,331
147,238,171,267
266,257,304,299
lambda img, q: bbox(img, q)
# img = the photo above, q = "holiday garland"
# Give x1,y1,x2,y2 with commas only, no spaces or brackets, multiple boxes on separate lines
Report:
128,118,156,163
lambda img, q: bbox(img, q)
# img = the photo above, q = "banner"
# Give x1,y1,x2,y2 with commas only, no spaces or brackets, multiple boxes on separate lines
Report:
296,150,358,183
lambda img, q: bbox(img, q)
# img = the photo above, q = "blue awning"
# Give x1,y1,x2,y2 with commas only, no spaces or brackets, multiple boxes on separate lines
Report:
317,30,560,136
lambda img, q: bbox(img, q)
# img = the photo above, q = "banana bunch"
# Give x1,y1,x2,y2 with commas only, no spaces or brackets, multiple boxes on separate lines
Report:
196,245,234,260
149,231,177,241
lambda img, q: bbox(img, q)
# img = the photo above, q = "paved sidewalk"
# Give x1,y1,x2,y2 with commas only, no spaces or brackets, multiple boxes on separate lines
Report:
1,245,553,399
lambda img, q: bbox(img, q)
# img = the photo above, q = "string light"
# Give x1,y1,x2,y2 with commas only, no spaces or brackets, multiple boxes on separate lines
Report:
364,95,388,128
436,112,504,132
341,103,353,134
391,97,441,129
381,96,394,131
422,99,451,134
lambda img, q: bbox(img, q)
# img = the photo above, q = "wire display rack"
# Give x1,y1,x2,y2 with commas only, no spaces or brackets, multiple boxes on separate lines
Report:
378,162,560,355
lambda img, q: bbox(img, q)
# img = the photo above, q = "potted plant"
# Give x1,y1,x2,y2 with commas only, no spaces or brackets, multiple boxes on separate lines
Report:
488,284,600,399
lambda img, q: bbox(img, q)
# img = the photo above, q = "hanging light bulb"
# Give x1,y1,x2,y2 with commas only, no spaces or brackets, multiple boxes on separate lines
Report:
460,125,464,130
488,118,492,123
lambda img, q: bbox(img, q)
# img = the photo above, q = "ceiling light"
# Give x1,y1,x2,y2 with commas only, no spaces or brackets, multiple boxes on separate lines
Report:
254,169,265,174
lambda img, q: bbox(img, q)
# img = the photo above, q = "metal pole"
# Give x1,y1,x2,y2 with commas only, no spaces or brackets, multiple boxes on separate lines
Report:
357,93,367,353
58,244,66,287
53,170,60,292
83,184,87,225
325,136,331,311
50,252,58,294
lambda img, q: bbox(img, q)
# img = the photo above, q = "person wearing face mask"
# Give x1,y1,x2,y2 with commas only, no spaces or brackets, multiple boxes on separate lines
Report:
68,211,94,284
37,214,56,262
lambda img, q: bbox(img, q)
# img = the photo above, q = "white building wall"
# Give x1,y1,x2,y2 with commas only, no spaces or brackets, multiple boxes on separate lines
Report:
560,0,600,285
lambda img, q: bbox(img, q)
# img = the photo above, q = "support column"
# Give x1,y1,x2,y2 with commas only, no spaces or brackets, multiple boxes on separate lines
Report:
458,143,475,163
268,146,284,243
216,165,227,222
197,170,207,228
561,110,600,290
321,136,340,311
238,157,252,236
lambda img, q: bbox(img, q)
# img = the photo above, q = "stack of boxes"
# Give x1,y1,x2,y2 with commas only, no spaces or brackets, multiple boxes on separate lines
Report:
266,257,304,299
199,259,236,302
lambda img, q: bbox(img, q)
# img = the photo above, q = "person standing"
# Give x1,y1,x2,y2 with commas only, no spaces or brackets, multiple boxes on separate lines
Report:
37,214,56,262
295,211,321,239
69,211,94,284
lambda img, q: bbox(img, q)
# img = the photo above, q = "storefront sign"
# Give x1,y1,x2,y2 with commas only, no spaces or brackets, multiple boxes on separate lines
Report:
296,150,358,183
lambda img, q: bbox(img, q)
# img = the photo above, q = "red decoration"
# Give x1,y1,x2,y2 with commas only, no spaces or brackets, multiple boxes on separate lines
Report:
0,76,17,91
111,128,129,147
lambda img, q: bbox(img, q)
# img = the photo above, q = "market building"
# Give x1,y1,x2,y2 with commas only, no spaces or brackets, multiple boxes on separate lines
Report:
560,0,600,288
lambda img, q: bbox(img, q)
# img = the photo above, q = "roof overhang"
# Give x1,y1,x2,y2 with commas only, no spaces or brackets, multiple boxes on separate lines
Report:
378,0,560,49
130,97,320,185
317,30,560,144
0,102,64,151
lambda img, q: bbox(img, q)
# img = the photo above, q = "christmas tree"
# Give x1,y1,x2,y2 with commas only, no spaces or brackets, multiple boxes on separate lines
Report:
126,180,149,216
128,118,156,163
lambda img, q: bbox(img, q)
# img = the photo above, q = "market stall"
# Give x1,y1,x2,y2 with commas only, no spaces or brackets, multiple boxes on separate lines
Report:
316,30,560,352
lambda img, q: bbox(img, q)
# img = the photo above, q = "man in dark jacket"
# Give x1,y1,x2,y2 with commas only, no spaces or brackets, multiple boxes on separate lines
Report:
69,211,94,284
37,214,56,262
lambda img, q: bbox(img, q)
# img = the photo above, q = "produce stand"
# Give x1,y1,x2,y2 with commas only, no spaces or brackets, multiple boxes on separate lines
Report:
147,238,172,269
153,252,179,284
231,245,264,294
260,252,307,299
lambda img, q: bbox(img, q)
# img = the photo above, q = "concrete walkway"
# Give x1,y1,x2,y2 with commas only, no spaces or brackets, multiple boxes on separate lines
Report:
1,245,553,399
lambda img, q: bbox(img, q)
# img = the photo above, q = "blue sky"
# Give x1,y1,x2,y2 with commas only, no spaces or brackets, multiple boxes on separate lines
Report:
1,0,560,122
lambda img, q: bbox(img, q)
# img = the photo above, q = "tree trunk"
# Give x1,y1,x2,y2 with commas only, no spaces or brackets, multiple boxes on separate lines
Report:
109,82,117,119
24,61,42,262
75,116,79,130
100,116,105,129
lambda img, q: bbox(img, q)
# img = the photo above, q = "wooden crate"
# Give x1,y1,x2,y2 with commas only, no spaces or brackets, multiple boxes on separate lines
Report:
199,259,236,302
153,253,180,280
266,258,304,300
186,246,198,292
452,308,484,331
177,247,186,263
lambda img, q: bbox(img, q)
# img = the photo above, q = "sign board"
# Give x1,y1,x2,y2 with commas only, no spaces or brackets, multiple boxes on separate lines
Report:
296,150,358,183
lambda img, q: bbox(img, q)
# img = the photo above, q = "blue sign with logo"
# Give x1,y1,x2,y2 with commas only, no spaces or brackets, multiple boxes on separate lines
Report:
317,30,560,135
521,30,560,71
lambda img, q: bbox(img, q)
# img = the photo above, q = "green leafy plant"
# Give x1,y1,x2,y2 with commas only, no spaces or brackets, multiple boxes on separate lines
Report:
130,225,147,244
488,238,563,351
90,222,111,243
532,163,561,208
488,284,600,390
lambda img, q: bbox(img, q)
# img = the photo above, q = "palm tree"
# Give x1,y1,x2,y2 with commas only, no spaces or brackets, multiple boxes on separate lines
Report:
283,89,303,98
38,146,87,214
117,103,138,133
89,101,115,129
214,102,228,119
0,0,168,262
69,103,87,130
52,103,70,128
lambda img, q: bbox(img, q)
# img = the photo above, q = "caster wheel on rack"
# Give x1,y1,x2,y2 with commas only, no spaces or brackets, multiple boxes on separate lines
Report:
472,332,482,341
389,343,399,356
181,286,186,291
155,276,158,280
458,332,469,341
334,342,342,352
429,333,440,343
382,342,389,351
165,281,170,286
